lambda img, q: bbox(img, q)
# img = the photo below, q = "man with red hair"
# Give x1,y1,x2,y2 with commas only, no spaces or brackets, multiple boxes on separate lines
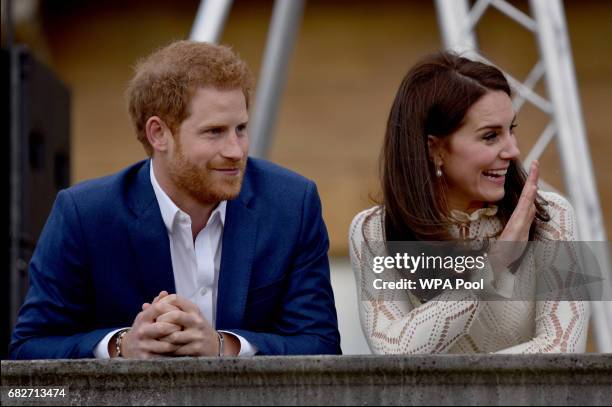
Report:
10,41,341,359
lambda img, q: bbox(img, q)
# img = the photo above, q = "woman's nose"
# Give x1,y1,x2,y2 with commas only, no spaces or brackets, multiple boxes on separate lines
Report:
500,134,520,160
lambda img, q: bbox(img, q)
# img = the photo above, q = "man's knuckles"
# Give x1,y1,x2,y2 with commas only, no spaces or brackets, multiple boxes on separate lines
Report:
155,322,181,336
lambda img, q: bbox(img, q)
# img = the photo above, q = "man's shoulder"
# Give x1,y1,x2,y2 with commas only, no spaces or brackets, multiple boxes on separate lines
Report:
245,157,314,193
62,160,148,208
247,157,311,183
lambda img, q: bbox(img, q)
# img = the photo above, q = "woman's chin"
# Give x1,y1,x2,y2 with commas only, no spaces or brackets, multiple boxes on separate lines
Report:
476,187,505,203
485,190,505,203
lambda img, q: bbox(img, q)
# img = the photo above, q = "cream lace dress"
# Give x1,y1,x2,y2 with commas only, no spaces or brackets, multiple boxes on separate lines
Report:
349,191,589,353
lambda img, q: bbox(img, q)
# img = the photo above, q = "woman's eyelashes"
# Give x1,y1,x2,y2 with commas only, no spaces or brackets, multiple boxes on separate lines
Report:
483,131,498,142
482,123,518,142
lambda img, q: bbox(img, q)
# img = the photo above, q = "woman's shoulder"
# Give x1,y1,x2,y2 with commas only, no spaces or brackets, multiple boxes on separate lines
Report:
535,190,577,240
539,190,572,209
349,206,384,248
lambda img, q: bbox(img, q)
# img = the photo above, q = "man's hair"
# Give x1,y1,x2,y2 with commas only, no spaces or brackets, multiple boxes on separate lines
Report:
126,40,254,156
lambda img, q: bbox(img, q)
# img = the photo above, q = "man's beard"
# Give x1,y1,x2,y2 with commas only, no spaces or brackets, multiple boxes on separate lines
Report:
167,144,246,205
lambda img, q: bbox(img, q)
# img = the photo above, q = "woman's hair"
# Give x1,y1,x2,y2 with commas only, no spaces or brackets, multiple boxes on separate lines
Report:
380,51,549,242
126,41,253,156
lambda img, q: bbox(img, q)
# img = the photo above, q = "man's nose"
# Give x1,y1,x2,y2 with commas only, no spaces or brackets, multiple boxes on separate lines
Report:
221,131,246,160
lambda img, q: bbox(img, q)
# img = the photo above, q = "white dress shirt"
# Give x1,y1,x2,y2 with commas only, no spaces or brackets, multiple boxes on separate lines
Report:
93,160,257,358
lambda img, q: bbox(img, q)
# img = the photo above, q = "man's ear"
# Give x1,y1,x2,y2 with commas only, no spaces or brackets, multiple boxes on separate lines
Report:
145,116,172,153
427,135,443,164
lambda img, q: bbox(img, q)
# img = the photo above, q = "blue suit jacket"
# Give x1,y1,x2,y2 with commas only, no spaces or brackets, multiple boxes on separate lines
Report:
9,158,341,358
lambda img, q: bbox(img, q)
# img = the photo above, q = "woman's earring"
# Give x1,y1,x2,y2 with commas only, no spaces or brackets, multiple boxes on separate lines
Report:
436,164,443,178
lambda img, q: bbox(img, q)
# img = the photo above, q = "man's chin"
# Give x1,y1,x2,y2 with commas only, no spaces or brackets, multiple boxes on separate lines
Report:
206,180,244,202
214,189,242,202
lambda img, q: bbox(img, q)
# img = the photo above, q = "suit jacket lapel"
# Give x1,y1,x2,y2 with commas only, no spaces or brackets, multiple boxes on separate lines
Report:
127,160,176,301
216,160,258,329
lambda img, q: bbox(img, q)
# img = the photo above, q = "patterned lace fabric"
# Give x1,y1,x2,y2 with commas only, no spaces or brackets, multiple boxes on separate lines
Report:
349,191,590,354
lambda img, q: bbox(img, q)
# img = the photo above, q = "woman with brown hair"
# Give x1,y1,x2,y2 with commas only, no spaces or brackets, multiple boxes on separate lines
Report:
349,52,589,354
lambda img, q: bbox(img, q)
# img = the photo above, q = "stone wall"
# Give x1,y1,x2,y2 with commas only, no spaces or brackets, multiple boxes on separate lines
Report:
2,354,611,405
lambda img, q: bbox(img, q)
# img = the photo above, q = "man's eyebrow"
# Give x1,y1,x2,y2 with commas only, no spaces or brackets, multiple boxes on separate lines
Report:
476,115,516,131
198,124,228,130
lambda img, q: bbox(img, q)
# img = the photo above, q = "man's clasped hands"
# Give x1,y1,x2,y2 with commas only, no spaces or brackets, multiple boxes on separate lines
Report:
115,291,235,358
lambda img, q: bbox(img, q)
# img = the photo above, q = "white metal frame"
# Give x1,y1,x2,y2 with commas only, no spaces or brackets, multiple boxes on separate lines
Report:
190,0,233,44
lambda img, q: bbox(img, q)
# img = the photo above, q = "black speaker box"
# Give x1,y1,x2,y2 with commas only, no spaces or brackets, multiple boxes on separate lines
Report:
2,46,71,359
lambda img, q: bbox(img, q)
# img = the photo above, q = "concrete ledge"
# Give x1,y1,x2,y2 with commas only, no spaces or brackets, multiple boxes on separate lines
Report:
2,354,611,405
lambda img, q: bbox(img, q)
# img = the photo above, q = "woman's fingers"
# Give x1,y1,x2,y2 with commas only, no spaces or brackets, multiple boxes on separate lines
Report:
516,162,539,216
527,160,539,187
519,161,538,206
525,162,539,223
500,161,539,242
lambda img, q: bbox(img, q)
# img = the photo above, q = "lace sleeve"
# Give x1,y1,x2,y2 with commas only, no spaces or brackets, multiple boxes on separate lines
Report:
495,192,590,353
349,208,481,354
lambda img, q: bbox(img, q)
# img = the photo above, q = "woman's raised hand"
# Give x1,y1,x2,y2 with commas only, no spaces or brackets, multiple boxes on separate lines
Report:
490,161,539,271
499,160,539,242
